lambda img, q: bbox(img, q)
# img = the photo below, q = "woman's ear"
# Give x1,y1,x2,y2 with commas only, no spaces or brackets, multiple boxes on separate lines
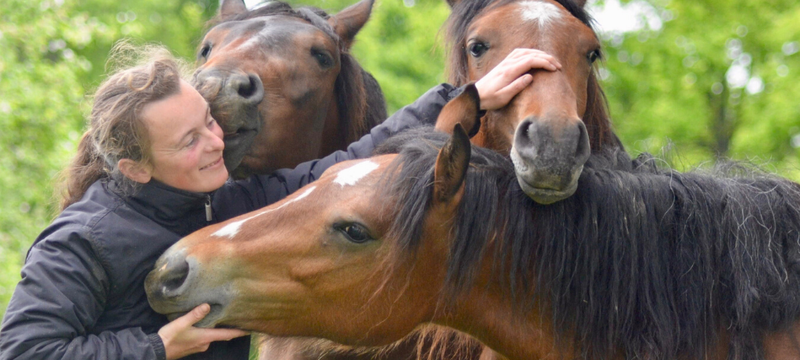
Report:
118,159,153,184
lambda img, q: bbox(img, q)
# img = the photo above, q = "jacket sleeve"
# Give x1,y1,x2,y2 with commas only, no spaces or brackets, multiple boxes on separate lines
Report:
212,83,459,218
0,229,165,360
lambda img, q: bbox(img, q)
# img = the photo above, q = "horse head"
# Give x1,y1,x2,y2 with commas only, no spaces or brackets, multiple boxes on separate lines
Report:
194,0,385,178
440,0,621,204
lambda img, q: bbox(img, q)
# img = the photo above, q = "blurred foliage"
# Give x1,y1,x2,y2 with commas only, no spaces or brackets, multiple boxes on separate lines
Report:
595,0,800,175
0,0,799,339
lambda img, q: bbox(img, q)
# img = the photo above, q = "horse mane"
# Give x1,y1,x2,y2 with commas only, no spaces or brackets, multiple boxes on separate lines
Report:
443,0,622,151
206,1,387,143
375,128,800,359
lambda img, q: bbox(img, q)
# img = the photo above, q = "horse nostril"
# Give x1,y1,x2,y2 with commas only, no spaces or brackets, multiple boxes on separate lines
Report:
229,74,264,104
161,259,190,295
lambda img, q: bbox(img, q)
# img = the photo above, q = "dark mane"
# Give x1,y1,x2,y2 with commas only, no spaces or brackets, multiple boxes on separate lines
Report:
376,128,800,359
443,0,621,151
207,1,386,142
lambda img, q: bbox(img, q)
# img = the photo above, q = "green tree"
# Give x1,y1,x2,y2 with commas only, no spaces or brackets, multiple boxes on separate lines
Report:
0,0,97,312
596,0,800,177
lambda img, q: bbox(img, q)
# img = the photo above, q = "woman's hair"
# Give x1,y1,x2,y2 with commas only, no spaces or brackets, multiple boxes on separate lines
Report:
59,41,190,210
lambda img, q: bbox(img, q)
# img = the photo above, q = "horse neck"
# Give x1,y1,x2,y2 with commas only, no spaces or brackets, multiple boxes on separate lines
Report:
436,249,574,360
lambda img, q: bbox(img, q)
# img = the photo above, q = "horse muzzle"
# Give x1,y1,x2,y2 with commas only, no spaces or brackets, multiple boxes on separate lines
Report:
145,246,234,328
511,117,591,204
194,70,265,176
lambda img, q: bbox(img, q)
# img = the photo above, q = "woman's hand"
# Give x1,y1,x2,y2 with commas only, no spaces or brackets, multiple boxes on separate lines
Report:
475,48,561,110
158,303,248,360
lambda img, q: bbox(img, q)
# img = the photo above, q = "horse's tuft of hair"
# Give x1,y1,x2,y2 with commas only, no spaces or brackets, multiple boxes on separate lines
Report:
254,327,483,360
376,127,800,360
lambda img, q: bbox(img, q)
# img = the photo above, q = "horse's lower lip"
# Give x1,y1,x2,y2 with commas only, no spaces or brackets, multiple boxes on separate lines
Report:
224,129,257,146
166,311,189,322
517,177,577,205
165,303,225,327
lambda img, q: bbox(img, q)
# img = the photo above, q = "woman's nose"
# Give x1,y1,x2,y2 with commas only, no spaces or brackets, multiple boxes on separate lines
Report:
206,126,225,152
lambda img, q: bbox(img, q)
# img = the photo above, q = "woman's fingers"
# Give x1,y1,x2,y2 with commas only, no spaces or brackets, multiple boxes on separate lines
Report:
474,48,561,110
159,303,249,360
504,48,561,70
199,328,250,343
497,74,534,101
174,303,211,329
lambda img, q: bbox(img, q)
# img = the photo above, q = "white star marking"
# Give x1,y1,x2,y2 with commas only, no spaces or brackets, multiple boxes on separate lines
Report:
519,1,563,28
333,161,380,187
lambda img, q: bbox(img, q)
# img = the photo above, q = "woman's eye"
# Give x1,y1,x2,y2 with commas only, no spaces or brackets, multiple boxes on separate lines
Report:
338,223,373,244
468,42,489,58
185,135,198,148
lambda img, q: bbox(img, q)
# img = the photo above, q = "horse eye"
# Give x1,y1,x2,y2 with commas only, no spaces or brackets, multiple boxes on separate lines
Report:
337,223,373,244
312,49,334,68
587,49,601,64
199,44,212,60
468,42,489,58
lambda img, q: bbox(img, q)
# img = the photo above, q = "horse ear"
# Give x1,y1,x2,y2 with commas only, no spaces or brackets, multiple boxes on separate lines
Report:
435,83,481,138
329,0,375,50
434,123,471,205
219,0,248,19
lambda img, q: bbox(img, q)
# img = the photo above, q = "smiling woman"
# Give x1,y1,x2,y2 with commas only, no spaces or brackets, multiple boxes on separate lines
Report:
120,81,229,193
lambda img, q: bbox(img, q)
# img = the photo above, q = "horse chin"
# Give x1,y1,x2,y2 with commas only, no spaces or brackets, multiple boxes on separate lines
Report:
223,129,258,178
517,177,578,205
165,303,227,328
510,145,584,204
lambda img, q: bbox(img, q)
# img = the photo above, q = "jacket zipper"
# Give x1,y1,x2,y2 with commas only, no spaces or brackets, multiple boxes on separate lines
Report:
205,195,213,222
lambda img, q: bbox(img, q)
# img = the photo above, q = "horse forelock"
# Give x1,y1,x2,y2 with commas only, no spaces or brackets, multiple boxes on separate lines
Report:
208,2,340,47
376,128,800,359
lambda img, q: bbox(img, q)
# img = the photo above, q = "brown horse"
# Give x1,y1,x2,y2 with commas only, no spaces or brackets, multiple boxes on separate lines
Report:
146,88,800,359
194,0,386,179
435,0,623,204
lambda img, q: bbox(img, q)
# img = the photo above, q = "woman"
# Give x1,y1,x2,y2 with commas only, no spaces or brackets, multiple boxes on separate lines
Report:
0,46,560,360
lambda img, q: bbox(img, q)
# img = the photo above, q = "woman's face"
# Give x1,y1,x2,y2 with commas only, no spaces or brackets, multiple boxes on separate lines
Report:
139,80,228,193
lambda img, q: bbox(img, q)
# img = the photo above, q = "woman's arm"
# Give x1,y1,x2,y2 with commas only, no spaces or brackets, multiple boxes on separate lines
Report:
0,230,245,360
0,231,161,360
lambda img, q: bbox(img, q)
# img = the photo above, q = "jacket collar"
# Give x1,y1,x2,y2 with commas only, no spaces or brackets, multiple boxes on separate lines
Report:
108,179,212,236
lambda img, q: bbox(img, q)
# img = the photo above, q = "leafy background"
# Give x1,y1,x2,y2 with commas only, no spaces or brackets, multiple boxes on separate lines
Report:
1,0,798,338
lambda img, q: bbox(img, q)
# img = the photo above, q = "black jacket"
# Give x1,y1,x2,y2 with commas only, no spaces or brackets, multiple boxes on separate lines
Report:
0,84,457,360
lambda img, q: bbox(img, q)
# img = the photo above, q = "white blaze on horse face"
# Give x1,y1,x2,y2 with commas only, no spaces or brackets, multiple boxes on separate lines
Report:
212,186,317,238
237,20,272,54
518,1,563,28
333,160,380,187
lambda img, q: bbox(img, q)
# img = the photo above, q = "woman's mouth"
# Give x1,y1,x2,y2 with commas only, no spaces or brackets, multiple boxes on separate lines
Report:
200,156,223,171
